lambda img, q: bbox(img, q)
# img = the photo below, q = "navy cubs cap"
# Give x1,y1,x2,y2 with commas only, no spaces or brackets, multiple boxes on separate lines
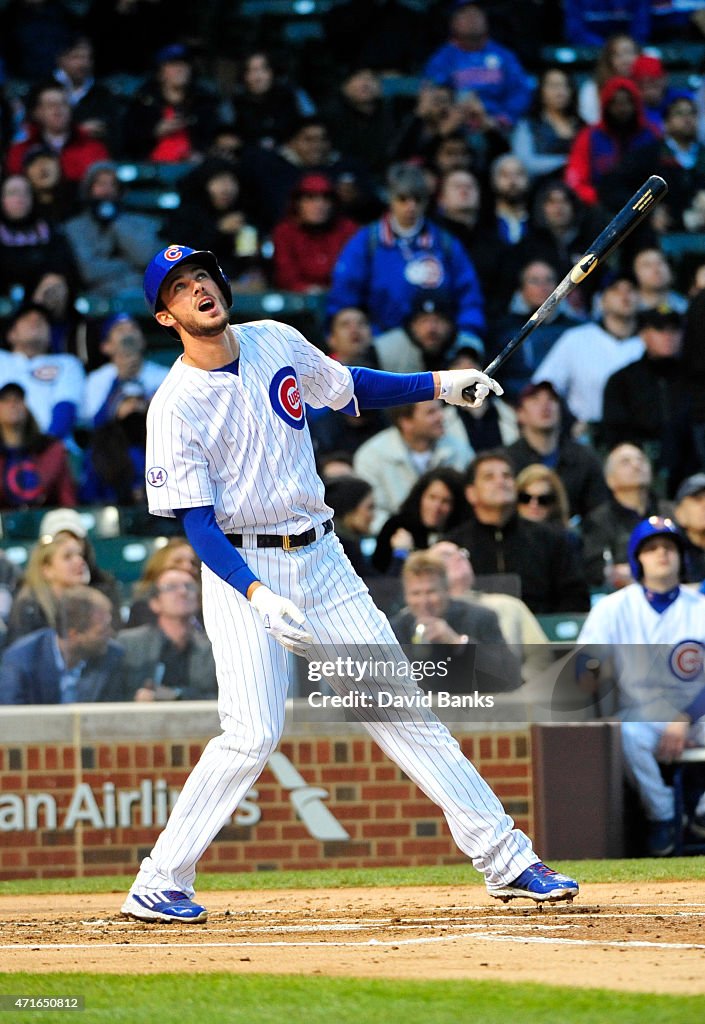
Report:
143,244,232,315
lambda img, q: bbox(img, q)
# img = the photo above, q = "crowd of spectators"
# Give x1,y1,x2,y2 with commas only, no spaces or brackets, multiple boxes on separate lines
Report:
0,2,705,790
2,0,705,850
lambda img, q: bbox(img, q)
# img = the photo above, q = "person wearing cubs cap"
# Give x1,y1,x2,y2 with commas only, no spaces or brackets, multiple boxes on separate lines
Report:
120,242,578,923
578,516,705,855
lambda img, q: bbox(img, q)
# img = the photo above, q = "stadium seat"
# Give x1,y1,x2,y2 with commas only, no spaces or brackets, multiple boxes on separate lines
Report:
103,73,145,99
541,42,705,71
0,506,123,542
74,295,112,318
91,536,168,584
118,507,182,537
77,506,122,539
241,0,335,15
116,162,195,187
0,540,33,569
661,233,705,260
537,613,588,643
647,42,705,68
74,294,148,319
121,188,180,213
381,76,422,98
0,508,48,541
540,45,600,68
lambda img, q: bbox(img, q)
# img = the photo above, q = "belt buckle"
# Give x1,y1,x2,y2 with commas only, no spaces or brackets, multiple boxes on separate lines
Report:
283,533,292,551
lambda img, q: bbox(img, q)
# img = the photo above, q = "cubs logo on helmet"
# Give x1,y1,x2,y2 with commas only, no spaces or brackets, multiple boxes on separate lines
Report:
143,244,232,315
269,366,304,430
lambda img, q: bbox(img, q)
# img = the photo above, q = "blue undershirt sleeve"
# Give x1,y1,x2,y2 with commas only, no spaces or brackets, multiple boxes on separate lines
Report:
175,506,259,598
48,400,76,439
339,366,436,415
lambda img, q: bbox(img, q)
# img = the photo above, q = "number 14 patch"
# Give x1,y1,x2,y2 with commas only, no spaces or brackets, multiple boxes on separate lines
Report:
147,466,168,487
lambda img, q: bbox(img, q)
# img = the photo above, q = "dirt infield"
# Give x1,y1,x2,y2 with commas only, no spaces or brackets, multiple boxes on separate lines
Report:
1,883,704,994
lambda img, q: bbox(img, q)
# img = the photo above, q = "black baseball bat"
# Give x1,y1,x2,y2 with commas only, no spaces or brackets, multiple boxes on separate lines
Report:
462,174,669,402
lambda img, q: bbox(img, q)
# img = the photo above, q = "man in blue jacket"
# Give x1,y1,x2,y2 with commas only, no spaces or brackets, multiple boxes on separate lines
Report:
422,3,534,132
327,163,485,343
0,586,126,704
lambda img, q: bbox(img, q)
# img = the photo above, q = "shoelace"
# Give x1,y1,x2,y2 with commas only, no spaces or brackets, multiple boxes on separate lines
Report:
532,863,556,878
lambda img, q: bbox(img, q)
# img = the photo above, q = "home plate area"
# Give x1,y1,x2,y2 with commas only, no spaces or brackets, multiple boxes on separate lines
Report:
1,883,704,994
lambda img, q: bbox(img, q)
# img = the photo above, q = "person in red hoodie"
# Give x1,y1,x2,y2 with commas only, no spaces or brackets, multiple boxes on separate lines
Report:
565,76,660,214
5,81,110,184
271,173,359,293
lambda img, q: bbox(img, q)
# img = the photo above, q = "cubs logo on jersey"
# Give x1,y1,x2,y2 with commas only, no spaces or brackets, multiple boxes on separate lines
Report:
404,255,445,289
269,366,304,430
669,640,705,681
31,364,60,382
6,461,42,502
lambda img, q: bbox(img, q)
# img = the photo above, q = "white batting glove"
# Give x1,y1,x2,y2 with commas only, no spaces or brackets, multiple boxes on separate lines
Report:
437,369,503,409
249,585,313,656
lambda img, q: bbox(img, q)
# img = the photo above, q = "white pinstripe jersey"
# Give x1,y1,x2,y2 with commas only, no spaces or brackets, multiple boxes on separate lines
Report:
532,322,644,423
145,321,354,532
578,584,705,718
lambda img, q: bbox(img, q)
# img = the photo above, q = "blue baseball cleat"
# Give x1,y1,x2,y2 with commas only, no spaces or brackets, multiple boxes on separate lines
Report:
121,890,208,922
488,862,579,904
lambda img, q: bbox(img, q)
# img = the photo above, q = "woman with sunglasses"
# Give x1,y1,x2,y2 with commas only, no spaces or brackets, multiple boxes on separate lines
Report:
516,464,569,525
516,464,582,557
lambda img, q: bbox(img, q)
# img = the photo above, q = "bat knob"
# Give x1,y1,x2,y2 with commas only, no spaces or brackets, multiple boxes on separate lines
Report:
462,384,478,403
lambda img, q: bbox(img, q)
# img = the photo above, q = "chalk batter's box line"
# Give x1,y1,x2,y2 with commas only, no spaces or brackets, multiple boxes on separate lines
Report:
2,932,705,952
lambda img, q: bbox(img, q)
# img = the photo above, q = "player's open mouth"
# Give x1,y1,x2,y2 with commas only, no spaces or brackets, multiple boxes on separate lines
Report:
198,297,216,312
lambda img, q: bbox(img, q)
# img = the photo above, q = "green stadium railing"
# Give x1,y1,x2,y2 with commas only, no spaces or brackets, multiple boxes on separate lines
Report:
541,42,705,69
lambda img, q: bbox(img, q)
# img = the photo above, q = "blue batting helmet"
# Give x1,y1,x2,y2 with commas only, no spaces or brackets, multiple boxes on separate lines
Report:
627,516,684,580
143,244,232,315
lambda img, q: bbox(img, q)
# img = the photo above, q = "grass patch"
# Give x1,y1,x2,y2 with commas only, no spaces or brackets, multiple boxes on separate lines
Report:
0,974,701,1024
0,858,701,898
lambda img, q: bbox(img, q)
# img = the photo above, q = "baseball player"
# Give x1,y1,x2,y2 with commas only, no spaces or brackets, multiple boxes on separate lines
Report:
120,244,579,922
578,517,705,856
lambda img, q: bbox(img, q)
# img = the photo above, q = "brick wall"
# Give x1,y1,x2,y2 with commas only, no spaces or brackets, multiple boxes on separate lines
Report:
0,709,532,879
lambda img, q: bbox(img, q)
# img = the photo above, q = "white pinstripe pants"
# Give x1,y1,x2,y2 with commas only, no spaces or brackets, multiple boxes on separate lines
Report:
131,532,536,894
